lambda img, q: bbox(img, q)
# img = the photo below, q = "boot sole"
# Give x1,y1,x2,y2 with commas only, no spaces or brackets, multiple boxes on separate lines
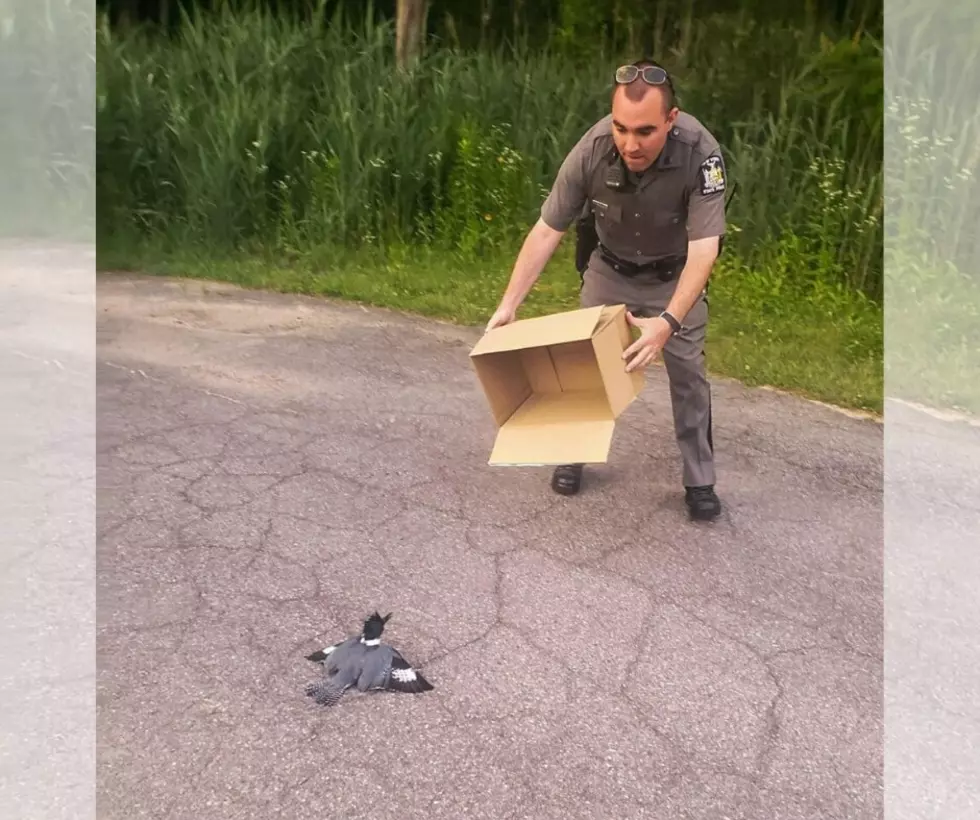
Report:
552,466,583,496
687,505,720,521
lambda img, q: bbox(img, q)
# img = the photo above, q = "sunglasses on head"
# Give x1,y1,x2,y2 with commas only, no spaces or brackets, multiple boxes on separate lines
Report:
615,64,670,86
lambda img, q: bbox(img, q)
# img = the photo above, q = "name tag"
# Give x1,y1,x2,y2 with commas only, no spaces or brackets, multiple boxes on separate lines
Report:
592,199,621,222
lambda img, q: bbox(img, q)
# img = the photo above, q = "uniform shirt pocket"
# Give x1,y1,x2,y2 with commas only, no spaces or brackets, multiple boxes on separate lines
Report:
650,210,684,228
592,199,623,224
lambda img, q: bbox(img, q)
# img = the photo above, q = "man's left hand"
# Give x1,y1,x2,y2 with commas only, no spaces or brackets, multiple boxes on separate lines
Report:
622,311,673,373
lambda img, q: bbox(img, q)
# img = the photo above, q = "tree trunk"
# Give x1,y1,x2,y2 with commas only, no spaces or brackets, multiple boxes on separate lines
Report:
396,0,428,70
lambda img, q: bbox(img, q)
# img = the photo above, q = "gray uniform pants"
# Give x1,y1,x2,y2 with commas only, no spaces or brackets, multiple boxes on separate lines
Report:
580,263,715,488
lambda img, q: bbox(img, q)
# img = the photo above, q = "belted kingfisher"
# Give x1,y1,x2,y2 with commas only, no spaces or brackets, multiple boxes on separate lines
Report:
304,611,434,706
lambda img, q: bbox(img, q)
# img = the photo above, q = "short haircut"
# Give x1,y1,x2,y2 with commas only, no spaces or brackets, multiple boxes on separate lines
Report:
615,58,677,115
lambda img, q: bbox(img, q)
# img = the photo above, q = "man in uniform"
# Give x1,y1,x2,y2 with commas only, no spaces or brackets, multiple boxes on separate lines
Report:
484,59,728,521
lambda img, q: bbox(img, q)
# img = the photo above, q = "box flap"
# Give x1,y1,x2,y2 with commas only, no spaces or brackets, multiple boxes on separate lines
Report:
487,390,616,465
470,306,606,357
595,303,627,330
591,307,644,417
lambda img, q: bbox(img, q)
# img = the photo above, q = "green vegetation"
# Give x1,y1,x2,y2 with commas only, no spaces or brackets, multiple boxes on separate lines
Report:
95,0,891,413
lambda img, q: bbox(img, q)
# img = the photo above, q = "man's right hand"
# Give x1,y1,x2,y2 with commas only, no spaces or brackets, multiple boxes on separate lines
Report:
484,306,516,333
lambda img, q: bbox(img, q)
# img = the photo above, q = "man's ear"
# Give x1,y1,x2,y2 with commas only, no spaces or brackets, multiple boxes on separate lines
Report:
666,106,680,125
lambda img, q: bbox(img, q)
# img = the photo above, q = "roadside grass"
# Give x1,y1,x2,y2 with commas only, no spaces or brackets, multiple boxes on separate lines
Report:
96,237,884,415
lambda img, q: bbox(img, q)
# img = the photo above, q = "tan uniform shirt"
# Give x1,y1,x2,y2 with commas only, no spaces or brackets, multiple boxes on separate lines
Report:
540,111,728,265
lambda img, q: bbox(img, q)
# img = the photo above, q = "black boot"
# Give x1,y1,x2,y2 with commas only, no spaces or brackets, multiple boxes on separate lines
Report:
685,485,721,520
551,464,584,496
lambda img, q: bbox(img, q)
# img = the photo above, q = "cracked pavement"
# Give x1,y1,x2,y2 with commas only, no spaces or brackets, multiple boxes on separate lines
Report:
96,272,884,819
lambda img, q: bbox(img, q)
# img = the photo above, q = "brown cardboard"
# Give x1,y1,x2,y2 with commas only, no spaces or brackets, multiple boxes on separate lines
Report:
470,304,644,466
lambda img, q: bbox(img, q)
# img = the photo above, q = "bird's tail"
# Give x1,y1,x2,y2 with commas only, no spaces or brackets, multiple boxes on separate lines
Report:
304,680,348,707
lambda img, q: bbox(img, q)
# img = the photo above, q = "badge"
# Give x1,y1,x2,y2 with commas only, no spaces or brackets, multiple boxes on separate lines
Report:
699,155,725,195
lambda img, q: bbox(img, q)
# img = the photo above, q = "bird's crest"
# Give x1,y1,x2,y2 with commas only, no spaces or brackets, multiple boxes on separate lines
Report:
362,610,392,641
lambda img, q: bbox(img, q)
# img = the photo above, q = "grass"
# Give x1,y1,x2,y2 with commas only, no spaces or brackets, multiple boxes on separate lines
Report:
97,234,884,415
95,4,884,288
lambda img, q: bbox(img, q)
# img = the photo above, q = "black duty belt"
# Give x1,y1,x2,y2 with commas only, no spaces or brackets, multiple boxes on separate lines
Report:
597,243,685,282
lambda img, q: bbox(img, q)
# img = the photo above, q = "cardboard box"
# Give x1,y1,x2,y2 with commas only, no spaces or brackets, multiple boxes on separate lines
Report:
469,304,644,466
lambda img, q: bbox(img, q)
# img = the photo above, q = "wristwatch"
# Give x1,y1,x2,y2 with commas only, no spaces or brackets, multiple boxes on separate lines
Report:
659,310,682,335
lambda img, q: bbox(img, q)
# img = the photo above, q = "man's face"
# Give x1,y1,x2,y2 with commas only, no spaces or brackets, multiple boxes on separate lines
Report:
611,85,678,173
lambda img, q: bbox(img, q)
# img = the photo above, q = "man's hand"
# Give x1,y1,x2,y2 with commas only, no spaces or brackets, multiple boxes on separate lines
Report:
622,311,673,372
485,305,516,333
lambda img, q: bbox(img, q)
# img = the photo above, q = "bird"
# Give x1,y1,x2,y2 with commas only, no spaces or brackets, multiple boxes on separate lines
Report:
303,611,434,707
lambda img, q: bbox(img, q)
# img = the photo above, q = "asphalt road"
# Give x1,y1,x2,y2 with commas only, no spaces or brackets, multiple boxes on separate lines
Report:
94,271,889,819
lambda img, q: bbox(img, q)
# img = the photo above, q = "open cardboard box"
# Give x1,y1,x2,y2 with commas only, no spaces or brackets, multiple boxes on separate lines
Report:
469,304,644,466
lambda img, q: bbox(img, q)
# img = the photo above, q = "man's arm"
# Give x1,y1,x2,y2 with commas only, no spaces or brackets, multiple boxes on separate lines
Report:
664,235,720,323
491,219,566,319
621,147,727,372
485,122,598,331
665,147,729,324
622,236,720,372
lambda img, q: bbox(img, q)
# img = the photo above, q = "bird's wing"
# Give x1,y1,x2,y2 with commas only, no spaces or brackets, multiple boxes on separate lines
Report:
305,644,338,663
306,636,355,667
382,648,434,694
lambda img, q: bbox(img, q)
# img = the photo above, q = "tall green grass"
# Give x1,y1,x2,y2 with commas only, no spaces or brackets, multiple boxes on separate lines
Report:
96,2,884,298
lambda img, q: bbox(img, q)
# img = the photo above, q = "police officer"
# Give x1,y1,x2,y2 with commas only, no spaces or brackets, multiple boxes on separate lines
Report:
484,59,728,521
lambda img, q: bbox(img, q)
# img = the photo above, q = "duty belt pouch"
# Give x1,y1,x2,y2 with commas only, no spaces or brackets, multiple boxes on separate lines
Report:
658,255,687,281
574,211,598,276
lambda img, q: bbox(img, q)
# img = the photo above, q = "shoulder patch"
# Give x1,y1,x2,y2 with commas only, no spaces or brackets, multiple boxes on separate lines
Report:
698,155,726,195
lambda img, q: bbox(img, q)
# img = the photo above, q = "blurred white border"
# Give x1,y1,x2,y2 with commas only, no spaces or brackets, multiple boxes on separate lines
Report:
884,1,980,817
0,0,96,817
